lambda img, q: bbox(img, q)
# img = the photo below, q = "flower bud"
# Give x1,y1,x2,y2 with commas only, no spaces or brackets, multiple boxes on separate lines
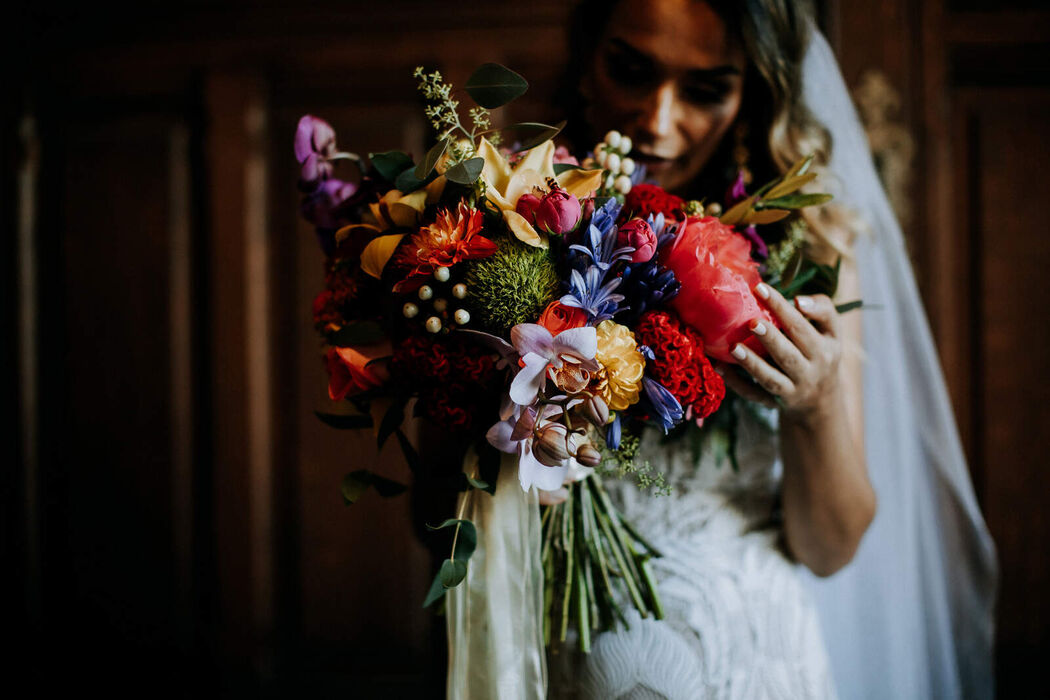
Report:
580,394,610,427
574,442,602,467
616,218,658,263
517,185,582,235
533,423,571,467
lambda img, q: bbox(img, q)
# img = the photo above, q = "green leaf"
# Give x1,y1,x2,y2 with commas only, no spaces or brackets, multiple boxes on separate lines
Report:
517,120,566,151
314,411,373,430
341,470,372,504
377,398,407,450
369,150,413,182
465,474,490,491
394,427,421,474
423,572,444,607
756,193,833,210
426,518,478,562
328,321,386,347
414,139,448,180
341,469,407,505
779,266,818,297
553,162,581,175
444,157,485,185
395,167,426,193
835,299,864,314
439,558,468,588
465,63,529,108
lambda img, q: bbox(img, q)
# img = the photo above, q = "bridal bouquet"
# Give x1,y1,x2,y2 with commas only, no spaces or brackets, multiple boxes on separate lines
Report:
296,64,842,653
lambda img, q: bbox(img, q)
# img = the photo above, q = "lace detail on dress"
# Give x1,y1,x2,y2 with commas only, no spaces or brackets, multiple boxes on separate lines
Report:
550,405,838,700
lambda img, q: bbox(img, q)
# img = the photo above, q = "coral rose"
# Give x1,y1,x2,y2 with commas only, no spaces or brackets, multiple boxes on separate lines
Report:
537,301,588,336
659,216,776,363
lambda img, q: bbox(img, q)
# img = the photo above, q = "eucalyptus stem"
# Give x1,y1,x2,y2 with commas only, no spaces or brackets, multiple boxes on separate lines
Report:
559,486,575,643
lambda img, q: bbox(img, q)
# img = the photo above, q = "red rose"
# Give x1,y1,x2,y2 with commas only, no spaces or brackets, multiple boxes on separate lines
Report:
659,216,776,363
537,301,588,335
616,218,658,263
619,183,685,224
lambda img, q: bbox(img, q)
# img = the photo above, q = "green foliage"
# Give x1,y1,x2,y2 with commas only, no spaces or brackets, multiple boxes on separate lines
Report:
464,63,528,109
463,235,560,336
597,429,671,496
423,518,479,607
369,150,413,183
341,470,408,505
445,157,485,185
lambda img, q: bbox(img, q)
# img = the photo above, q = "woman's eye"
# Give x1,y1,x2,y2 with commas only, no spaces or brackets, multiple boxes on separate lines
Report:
604,49,653,87
682,83,730,106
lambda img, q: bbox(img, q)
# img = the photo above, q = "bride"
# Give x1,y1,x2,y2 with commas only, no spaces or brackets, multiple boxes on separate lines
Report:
447,0,998,698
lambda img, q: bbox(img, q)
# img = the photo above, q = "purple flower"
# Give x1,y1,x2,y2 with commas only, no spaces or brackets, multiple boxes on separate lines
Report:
567,198,634,274
295,115,338,191
560,265,626,323
300,178,357,229
741,224,769,260
727,169,750,206
508,323,599,406
641,377,683,433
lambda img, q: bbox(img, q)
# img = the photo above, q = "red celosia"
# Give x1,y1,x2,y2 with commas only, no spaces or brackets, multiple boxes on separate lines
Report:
312,264,357,332
618,184,685,225
634,310,726,420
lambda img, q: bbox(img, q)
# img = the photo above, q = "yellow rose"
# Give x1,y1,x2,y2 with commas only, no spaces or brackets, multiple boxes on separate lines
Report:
595,320,645,411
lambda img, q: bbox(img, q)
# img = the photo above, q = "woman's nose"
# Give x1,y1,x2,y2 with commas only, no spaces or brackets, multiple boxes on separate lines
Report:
636,81,676,141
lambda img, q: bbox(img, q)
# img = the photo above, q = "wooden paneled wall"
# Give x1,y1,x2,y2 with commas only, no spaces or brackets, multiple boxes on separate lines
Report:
7,1,1047,696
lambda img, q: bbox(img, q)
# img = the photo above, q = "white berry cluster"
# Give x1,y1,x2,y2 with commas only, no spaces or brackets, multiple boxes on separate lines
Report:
401,265,471,333
589,130,636,197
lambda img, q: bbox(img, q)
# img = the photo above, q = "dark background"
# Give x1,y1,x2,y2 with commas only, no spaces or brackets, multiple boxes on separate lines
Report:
4,0,1049,696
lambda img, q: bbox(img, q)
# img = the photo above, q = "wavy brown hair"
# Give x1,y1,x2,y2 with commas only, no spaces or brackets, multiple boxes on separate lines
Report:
559,0,854,263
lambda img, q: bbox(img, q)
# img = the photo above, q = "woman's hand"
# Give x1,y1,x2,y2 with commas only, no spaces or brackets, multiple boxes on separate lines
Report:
713,282,843,421
715,280,875,577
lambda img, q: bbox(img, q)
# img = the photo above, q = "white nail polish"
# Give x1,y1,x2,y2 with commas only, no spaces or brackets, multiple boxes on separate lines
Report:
796,295,813,309
732,344,747,360
755,283,770,299
751,321,767,336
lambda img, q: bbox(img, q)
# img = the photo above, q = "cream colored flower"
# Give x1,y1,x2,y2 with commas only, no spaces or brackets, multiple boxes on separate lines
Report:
594,320,645,411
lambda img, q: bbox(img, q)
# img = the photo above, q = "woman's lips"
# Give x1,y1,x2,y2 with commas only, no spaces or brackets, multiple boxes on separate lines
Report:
631,151,676,173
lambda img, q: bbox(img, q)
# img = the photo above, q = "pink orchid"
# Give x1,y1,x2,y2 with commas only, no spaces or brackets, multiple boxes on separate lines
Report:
486,396,585,492
508,323,599,406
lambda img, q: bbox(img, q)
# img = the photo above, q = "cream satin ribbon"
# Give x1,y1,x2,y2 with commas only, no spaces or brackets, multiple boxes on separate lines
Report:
446,449,548,699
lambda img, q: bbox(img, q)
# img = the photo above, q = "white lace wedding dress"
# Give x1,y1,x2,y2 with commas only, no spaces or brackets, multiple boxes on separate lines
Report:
550,405,838,699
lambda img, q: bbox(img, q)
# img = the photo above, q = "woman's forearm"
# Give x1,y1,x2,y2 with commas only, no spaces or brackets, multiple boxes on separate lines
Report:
779,387,875,577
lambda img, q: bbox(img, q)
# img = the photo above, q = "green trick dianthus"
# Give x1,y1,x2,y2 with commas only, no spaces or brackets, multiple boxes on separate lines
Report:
464,234,560,337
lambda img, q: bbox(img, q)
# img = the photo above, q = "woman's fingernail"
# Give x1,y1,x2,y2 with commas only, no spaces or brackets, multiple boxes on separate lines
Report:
751,321,767,336
796,295,813,310
731,344,747,360
754,282,771,299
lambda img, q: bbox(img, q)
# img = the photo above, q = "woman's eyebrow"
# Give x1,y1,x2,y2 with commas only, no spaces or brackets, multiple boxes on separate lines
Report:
608,38,740,79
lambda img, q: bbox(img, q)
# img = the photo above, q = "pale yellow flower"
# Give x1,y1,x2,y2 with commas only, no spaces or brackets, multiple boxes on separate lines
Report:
594,320,645,411
477,137,603,249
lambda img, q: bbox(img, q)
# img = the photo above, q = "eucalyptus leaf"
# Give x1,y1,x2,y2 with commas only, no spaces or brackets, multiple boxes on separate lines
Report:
518,120,566,151
328,321,386,347
465,63,529,108
465,474,490,491
423,570,446,607
553,163,582,175
395,168,426,194
341,470,372,505
835,300,864,314
439,558,468,588
377,397,407,450
756,193,833,210
370,473,409,498
414,139,448,180
369,150,413,182
445,157,485,185
314,411,373,430
394,427,421,474
426,518,478,562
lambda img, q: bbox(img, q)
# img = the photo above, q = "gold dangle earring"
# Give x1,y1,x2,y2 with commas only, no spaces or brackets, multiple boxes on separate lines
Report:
733,121,752,186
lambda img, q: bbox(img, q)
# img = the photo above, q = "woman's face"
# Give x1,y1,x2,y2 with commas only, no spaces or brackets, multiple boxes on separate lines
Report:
583,0,747,193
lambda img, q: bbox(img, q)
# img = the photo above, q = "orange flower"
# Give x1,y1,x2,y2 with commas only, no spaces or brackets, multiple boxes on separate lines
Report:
537,301,588,335
326,344,390,400
393,203,496,290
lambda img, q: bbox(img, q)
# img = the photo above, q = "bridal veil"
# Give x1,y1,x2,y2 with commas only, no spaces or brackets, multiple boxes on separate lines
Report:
799,23,998,700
